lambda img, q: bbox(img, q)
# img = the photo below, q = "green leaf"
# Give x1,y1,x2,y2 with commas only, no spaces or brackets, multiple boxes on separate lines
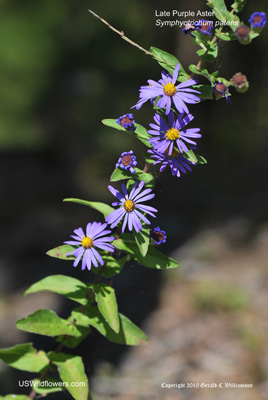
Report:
113,234,179,269
150,47,188,79
133,226,150,257
73,307,148,346
231,0,245,13
16,309,82,337
215,30,237,41
92,254,129,278
0,396,31,400
25,275,89,305
189,65,212,83
48,352,88,400
110,167,154,185
46,244,75,260
31,378,64,394
0,343,49,373
183,149,198,163
207,0,228,22
102,119,151,147
196,154,208,164
91,283,120,333
194,85,213,101
57,325,91,349
63,199,114,218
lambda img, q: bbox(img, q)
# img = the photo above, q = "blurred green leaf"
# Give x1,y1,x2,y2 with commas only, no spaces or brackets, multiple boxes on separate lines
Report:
133,226,150,257
0,396,31,400
46,244,75,261
102,119,151,147
0,343,49,373
91,283,120,333
92,254,129,278
150,47,188,79
31,378,64,394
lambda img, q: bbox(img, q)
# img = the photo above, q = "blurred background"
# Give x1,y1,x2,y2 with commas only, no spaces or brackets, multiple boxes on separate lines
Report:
0,0,267,398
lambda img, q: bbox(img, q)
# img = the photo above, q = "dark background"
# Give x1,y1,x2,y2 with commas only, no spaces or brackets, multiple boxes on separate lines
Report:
0,0,267,397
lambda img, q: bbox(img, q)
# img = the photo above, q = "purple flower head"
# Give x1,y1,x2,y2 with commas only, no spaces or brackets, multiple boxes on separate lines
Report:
182,23,196,36
148,148,195,178
249,12,266,29
116,150,137,174
196,20,213,35
105,181,158,233
65,222,114,271
214,82,231,105
148,111,201,155
152,227,167,245
133,63,200,115
116,113,136,131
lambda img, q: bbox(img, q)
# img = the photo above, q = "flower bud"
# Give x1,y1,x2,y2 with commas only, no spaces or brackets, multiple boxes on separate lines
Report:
235,25,251,45
230,73,249,93
248,12,266,31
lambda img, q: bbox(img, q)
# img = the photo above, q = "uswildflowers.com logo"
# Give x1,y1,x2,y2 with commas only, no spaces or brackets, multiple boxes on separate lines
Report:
18,380,86,388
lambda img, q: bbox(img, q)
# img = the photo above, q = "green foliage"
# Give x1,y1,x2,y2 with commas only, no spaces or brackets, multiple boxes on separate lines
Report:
133,226,150,257
48,352,88,400
0,343,49,373
25,275,89,305
0,396,31,400
150,47,188,80
215,30,237,41
89,283,120,333
46,244,75,260
92,254,129,278
31,378,64,394
110,167,154,185
63,199,114,218
102,119,151,147
73,307,148,346
16,309,82,337
114,234,179,269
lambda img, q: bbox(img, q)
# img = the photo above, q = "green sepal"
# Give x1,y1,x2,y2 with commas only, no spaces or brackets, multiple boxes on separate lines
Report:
88,283,120,333
16,309,82,338
48,352,88,400
24,275,90,305
133,226,150,257
30,378,64,394
72,307,148,346
150,47,188,80
102,119,151,147
92,254,129,278
63,199,114,218
110,167,154,185
0,343,49,373
46,244,75,260
113,234,179,269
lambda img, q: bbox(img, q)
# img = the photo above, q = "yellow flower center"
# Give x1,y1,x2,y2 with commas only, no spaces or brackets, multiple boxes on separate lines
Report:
163,82,177,96
165,128,180,140
81,236,93,249
124,199,135,212
166,148,179,157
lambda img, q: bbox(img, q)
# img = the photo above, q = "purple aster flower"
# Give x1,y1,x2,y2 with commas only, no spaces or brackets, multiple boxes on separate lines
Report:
148,148,195,178
182,23,195,36
106,181,157,233
214,82,231,105
116,150,137,174
249,12,266,29
148,111,201,155
195,20,213,35
64,222,114,271
116,113,136,131
152,227,167,245
133,63,200,115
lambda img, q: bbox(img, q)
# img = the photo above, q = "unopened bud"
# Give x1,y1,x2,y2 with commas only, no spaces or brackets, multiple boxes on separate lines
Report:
235,25,251,45
230,73,249,93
